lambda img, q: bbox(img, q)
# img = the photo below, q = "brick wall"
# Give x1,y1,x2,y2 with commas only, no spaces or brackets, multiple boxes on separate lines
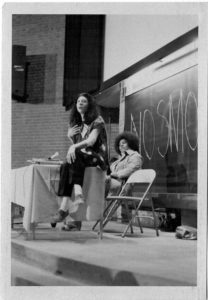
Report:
12,15,65,104
12,101,70,168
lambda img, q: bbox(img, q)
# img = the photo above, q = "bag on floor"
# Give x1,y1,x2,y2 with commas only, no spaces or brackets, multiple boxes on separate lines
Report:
175,225,197,240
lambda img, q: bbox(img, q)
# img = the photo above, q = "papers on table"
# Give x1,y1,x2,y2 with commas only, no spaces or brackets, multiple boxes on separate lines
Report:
27,158,63,165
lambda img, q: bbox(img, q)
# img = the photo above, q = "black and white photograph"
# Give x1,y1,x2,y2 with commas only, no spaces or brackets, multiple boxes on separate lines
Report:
1,2,208,300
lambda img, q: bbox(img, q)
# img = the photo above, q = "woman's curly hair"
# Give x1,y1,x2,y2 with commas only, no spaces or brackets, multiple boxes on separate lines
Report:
69,92,99,126
114,131,139,155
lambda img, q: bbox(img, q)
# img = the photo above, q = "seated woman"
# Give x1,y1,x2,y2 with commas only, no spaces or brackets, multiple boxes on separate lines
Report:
106,131,143,197
51,92,108,231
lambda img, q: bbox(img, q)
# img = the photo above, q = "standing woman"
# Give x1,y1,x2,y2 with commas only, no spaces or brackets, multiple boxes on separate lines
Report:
52,92,108,230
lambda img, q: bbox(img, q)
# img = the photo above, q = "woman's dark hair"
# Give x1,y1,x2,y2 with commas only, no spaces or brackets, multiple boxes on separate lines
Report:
114,131,139,155
69,92,99,126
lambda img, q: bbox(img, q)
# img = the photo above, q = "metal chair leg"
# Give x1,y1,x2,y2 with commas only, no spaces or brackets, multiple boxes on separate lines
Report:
92,220,99,231
122,217,134,238
98,218,103,240
102,200,121,228
150,197,159,236
92,200,113,230
122,201,143,238
123,201,134,234
136,215,143,234
133,202,143,233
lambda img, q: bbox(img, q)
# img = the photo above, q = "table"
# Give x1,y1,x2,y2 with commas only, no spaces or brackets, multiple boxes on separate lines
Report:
11,164,106,234
12,164,61,232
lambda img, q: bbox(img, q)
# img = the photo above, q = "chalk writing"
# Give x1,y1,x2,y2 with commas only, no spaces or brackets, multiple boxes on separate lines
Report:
156,99,170,158
185,91,198,151
130,88,197,160
143,109,155,160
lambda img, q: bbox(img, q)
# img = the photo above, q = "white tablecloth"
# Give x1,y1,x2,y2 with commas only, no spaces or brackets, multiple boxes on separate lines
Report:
11,164,106,232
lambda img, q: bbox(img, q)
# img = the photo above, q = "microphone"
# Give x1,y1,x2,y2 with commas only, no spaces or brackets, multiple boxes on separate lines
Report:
48,152,59,160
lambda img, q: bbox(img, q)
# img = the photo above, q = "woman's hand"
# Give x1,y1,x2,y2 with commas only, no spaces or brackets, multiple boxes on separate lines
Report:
110,172,119,179
67,125,81,139
66,144,76,164
106,175,111,181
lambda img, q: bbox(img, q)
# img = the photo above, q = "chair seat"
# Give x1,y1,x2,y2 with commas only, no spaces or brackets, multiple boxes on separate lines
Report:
106,196,143,201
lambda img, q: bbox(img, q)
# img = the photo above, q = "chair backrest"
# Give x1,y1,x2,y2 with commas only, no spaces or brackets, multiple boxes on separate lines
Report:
118,169,156,201
126,169,156,184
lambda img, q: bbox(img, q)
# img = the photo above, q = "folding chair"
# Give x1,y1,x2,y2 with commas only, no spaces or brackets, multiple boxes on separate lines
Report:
92,179,126,232
97,169,159,238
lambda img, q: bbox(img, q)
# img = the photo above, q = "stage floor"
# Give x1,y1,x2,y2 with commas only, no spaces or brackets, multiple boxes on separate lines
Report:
11,220,197,286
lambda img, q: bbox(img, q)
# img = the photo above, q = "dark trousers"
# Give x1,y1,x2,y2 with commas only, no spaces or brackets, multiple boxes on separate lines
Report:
58,149,100,197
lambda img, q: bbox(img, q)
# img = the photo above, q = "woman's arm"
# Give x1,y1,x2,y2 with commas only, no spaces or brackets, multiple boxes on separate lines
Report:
66,128,99,163
111,153,143,179
74,128,99,149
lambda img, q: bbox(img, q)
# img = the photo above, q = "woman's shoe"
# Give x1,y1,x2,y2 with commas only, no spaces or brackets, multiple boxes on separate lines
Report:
51,209,69,223
62,221,82,231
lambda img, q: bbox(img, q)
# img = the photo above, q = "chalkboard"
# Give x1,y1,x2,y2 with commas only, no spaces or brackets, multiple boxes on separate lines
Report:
125,65,197,194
